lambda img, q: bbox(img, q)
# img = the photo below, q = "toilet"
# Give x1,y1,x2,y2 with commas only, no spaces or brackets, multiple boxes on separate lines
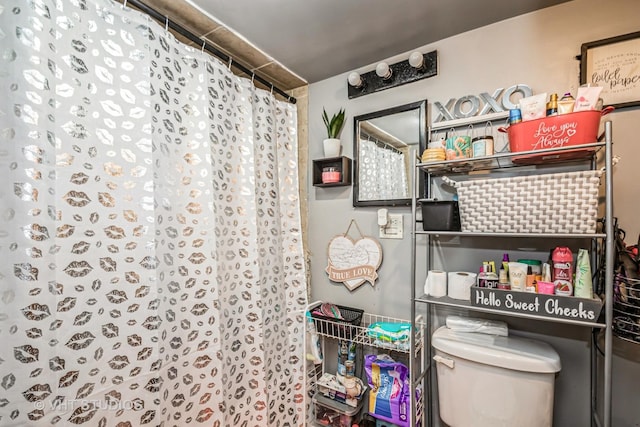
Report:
431,326,561,427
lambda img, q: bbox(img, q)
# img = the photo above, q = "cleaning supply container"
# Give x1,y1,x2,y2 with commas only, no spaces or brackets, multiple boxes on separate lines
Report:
313,392,364,427
432,326,561,427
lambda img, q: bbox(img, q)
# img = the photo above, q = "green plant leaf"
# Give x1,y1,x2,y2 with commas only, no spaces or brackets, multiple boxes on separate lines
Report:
323,108,345,138
322,109,331,136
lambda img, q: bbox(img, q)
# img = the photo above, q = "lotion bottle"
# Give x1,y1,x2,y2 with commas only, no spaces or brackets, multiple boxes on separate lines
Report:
502,253,510,275
546,93,558,116
498,267,510,290
525,266,536,292
558,92,575,114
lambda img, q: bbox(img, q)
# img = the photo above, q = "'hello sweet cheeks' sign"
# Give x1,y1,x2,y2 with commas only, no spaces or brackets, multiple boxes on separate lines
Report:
472,287,603,323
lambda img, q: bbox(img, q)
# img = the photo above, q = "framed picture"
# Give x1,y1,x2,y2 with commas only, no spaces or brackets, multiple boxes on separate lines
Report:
580,31,640,109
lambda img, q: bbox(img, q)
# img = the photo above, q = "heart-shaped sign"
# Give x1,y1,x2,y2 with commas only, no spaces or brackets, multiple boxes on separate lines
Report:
326,235,383,291
567,128,577,137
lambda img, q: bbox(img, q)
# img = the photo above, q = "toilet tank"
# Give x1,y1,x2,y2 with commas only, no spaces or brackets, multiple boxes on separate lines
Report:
432,326,561,427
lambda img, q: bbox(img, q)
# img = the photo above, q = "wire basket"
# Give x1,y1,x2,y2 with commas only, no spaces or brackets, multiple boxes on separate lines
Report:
613,274,640,344
310,307,425,356
442,169,603,234
310,304,364,340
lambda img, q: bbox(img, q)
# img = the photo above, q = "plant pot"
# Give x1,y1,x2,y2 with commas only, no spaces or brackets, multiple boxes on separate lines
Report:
323,138,341,158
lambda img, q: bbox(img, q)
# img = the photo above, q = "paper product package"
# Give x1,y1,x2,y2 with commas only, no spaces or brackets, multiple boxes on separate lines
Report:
365,354,421,427
316,372,366,408
445,315,509,336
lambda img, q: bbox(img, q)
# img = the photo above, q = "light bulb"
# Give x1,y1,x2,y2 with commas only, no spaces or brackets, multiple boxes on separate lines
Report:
409,51,424,68
376,62,392,79
348,72,363,88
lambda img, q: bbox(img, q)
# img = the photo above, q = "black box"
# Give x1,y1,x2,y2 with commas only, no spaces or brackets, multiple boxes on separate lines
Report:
420,200,461,231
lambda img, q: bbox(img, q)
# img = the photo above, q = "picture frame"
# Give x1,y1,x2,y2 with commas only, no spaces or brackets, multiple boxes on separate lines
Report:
580,31,640,109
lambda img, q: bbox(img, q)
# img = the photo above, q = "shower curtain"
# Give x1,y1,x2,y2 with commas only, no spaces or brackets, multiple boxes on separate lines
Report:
0,1,307,426
358,139,408,200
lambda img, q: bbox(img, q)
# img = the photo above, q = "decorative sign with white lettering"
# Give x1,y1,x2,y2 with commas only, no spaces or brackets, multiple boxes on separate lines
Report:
326,224,383,291
531,119,579,150
471,287,603,323
581,31,640,109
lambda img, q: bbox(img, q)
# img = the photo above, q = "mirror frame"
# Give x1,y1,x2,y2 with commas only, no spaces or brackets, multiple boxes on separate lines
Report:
352,100,427,207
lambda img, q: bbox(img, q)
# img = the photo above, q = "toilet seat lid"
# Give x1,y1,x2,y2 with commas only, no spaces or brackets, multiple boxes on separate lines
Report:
432,326,561,373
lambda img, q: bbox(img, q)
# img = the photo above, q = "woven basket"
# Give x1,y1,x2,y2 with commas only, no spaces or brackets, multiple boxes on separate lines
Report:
442,170,603,234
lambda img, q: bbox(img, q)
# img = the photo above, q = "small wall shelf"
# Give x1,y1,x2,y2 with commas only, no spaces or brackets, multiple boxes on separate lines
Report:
312,156,352,187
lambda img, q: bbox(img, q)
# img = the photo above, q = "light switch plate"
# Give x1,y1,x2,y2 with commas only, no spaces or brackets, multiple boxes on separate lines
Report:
379,214,403,239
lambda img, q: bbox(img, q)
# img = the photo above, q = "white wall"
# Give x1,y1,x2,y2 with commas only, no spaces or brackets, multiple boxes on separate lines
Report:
307,0,640,425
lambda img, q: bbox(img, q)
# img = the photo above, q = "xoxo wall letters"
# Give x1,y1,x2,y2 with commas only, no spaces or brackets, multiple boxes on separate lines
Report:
433,84,533,123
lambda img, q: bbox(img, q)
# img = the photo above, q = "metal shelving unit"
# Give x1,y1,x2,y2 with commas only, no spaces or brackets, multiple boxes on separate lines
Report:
305,302,426,426
409,122,614,427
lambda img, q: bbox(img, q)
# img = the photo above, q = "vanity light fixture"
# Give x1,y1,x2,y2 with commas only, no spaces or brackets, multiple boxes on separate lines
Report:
347,50,437,99
348,71,364,89
375,62,393,80
408,51,425,69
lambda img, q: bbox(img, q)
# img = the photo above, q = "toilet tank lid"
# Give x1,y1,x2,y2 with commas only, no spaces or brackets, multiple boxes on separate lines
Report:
432,326,561,373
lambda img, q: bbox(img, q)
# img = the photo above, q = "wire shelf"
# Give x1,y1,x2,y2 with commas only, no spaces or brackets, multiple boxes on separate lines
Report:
311,310,425,357
613,274,640,345
418,142,604,175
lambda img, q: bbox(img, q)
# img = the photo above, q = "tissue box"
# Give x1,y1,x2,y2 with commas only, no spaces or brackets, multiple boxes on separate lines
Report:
316,373,366,408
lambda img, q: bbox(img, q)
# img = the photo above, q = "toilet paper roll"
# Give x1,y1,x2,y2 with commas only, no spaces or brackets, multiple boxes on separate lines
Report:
447,272,478,300
425,270,447,297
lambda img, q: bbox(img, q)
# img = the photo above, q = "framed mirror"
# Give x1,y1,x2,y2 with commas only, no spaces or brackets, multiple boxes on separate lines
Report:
353,100,427,207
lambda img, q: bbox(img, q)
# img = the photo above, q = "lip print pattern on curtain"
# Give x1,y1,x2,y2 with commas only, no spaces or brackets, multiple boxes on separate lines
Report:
358,139,409,201
0,0,308,426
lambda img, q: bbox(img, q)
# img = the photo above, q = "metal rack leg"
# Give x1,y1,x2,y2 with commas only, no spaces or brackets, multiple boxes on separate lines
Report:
426,302,433,427
590,328,598,427
410,152,418,427
603,121,614,427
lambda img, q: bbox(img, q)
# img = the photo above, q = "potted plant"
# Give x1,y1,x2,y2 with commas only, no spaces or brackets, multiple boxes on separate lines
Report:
322,107,345,158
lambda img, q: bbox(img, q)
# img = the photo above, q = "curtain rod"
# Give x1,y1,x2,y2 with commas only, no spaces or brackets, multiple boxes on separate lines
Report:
123,0,297,104
362,132,402,154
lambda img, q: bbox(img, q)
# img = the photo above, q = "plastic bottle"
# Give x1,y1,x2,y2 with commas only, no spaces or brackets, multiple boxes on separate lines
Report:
546,93,558,116
502,253,510,276
498,267,510,290
478,266,487,287
558,92,575,114
574,248,593,299
542,262,552,282
552,246,574,296
337,340,348,375
337,340,355,376
305,312,323,364
560,92,575,101
508,109,522,125
344,360,355,378
525,265,536,293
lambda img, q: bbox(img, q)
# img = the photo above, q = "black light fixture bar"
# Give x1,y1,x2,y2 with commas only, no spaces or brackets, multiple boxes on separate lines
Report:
348,50,437,99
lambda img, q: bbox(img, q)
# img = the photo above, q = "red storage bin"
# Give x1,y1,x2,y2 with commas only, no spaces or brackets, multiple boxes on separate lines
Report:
499,107,613,164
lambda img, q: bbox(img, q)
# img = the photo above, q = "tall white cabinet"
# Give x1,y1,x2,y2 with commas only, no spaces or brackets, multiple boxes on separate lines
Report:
409,121,615,427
